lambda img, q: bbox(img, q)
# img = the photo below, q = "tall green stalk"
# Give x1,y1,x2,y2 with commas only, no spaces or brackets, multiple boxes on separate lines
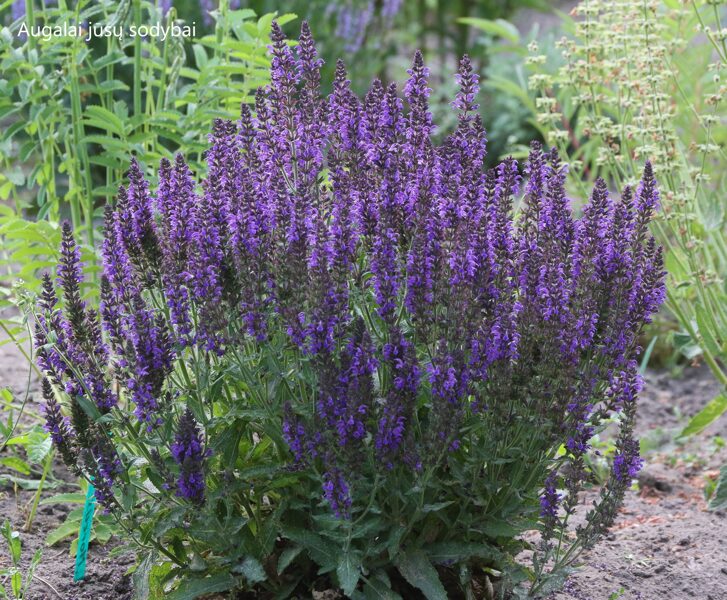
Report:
133,0,143,119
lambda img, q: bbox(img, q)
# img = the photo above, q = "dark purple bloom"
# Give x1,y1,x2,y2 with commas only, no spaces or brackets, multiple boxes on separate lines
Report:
120,158,159,278
171,408,207,504
322,469,352,518
38,226,117,415
124,293,174,426
92,437,123,511
156,156,196,343
612,438,643,482
57,222,87,337
540,471,561,522
41,378,78,470
376,327,419,462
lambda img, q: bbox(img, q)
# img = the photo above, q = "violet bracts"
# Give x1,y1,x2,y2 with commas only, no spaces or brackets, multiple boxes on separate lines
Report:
171,408,208,505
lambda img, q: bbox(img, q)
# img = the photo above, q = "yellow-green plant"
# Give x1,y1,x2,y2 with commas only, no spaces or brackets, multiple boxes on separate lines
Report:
0,520,43,600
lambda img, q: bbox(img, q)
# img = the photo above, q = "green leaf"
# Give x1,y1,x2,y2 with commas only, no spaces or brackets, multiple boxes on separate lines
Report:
362,574,403,600
709,465,727,510
421,501,454,513
426,542,501,565
132,551,157,600
0,474,60,490
395,549,447,600
26,430,52,463
337,551,360,596
274,13,298,27
672,331,702,360
193,45,208,70
530,568,574,596
680,393,727,438
457,17,520,43
695,304,723,360
94,522,113,544
282,527,338,572
45,516,82,547
24,548,42,597
639,336,658,374
39,493,86,505
84,105,126,137
11,571,21,597
166,573,237,600
233,557,266,584
277,545,302,575
482,519,524,538
74,394,102,422
1,521,21,563
0,457,31,475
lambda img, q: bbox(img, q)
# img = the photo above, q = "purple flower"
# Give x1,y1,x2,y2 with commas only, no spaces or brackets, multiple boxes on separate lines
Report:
156,156,196,343
200,0,215,26
540,471,561,522
11,0,24,21
612,438,643,482
315,319,377,448
124,294,174,426
92,437,123,511
57,222,87,337
333,1,374,52
171,408,208,504
376,327,419,460
322,469,352,518
41,378,77,470
121,158,159,277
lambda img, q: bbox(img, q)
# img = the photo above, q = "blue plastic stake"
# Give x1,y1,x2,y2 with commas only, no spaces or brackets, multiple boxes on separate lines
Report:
73,483,96,581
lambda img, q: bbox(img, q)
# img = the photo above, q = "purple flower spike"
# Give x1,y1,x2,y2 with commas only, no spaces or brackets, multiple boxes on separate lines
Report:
41,378,77,470
33,24,666,546
171,408,208,505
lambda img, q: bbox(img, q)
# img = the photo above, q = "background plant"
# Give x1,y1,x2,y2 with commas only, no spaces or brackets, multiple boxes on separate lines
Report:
32,22,666,598
0,520,42,600
242,0,548,86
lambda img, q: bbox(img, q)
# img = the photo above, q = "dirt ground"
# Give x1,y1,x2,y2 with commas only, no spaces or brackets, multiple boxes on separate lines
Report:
1,334,726,600
0,335,135,600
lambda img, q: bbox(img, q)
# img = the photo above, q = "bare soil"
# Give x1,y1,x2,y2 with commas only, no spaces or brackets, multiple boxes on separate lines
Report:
1,335,726,600
0,336,135,599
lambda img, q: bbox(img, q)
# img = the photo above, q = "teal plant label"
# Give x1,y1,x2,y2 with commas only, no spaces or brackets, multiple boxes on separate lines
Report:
73,484,96,581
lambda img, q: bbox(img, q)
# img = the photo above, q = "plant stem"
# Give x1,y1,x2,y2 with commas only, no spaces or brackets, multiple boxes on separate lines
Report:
24,451,53,532
133,0,143,119
68,25,95,248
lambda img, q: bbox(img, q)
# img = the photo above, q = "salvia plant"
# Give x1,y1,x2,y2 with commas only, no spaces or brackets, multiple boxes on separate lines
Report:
33,22,666,599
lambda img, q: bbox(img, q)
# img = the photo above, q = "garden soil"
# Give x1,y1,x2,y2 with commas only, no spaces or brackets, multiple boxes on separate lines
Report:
1,337,726,600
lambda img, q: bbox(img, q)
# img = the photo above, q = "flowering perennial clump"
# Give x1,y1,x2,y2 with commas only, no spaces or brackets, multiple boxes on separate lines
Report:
35,22,665,598
328,0,402,52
